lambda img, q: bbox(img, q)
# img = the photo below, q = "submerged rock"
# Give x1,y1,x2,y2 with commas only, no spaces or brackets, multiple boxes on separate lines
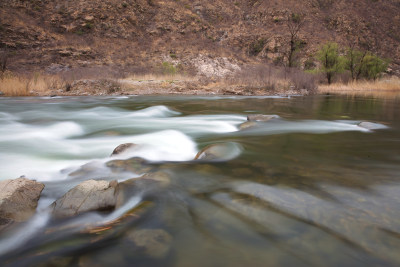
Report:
116,171,170,208
52,179,118,218
127,229,172,258
238,121,257,130
247,114,279,122
110,143,138,157
68,160,103,177
106,157,152,174
358,121,387,130
194,142,242,161
0,178,44,225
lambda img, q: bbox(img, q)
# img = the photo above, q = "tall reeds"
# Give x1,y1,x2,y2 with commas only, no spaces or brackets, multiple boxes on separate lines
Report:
0,72,66,96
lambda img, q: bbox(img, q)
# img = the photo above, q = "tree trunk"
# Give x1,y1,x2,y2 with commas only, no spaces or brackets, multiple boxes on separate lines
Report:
327,72,332,84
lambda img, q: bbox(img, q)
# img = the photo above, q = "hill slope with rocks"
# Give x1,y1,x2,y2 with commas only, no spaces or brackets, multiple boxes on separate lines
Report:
1,0,399,78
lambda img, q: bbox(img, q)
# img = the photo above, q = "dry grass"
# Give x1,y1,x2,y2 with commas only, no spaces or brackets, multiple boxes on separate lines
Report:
319,77,400,97
221,64,317,94
124,73,195,82
0,72,67,96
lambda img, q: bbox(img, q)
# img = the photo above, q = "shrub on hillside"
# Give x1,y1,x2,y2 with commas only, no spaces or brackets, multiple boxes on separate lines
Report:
316,42,345,84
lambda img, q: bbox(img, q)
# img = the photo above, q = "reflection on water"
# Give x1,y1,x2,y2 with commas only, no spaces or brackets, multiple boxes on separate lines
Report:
0,95,400,266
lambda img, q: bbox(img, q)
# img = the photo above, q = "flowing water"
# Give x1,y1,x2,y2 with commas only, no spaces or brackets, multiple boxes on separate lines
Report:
0,95,399,266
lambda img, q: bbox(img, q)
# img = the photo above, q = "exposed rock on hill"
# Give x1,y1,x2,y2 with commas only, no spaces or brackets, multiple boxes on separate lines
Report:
1,0,399,75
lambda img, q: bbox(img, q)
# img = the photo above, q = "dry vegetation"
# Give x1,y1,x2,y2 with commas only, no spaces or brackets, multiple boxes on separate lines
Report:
0,67,398,97
222,64,317,94
319,77,400,97
0,72,67,96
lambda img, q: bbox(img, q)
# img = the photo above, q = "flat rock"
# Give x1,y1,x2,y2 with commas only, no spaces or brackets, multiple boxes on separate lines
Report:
247,114,279,122
0,178,44,222
52,179,118,218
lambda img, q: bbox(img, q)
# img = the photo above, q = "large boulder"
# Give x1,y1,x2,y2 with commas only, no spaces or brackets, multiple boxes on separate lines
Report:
52,180,118,218
0,178,44,228
247,114,279,122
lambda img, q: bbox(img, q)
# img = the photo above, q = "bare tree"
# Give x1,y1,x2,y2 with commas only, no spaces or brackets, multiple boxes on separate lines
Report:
286,13,305,68
345,39,368,80
0,47,8,74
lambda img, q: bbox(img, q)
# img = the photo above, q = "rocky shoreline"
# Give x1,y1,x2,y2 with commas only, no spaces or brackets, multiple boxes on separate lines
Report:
32,78,310,97
0,138,245,231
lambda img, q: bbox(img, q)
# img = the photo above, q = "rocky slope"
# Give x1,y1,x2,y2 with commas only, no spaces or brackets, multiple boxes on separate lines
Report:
1,0,399,77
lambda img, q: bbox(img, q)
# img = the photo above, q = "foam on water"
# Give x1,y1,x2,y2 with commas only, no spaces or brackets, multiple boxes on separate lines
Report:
0,121,84,141
0,102,387,182
235,120,373,136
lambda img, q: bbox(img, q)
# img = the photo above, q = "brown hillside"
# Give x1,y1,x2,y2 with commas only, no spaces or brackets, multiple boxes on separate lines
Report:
1,0,399,76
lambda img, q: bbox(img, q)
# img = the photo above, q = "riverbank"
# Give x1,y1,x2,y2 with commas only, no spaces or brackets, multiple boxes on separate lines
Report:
0,69,315,97
1,72,400,97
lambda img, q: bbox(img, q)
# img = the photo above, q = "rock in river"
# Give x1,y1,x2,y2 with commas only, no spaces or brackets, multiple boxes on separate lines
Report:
52,179,118,218
0,178,44,227
358,121,387,130
247,114,279,122
238,121,257,130
194,142,242,161
110,143,138,157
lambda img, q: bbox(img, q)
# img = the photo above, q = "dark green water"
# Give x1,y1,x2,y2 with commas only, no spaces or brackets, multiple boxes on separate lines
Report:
0,95,399,266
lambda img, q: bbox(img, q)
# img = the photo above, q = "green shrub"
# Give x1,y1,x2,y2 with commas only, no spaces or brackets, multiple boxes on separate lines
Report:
249,38,267,56
169,52,177,59
161,62,177,75
361,53,389,80
345,47,389,81
84,22,94,30
304,57,316,70
316,42,345,84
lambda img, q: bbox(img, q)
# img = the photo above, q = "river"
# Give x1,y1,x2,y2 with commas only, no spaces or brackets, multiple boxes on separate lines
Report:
0,95,399,266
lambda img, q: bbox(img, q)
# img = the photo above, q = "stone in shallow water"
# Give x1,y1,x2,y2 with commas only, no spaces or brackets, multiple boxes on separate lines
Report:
115,171,170,208
239,121,257,130
106,157,152,174
51,179,118,218
110,143,138,157
194,142,241,161
358,121,387,130
0,178,44,224
126,229,172,258
247,114,279,122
